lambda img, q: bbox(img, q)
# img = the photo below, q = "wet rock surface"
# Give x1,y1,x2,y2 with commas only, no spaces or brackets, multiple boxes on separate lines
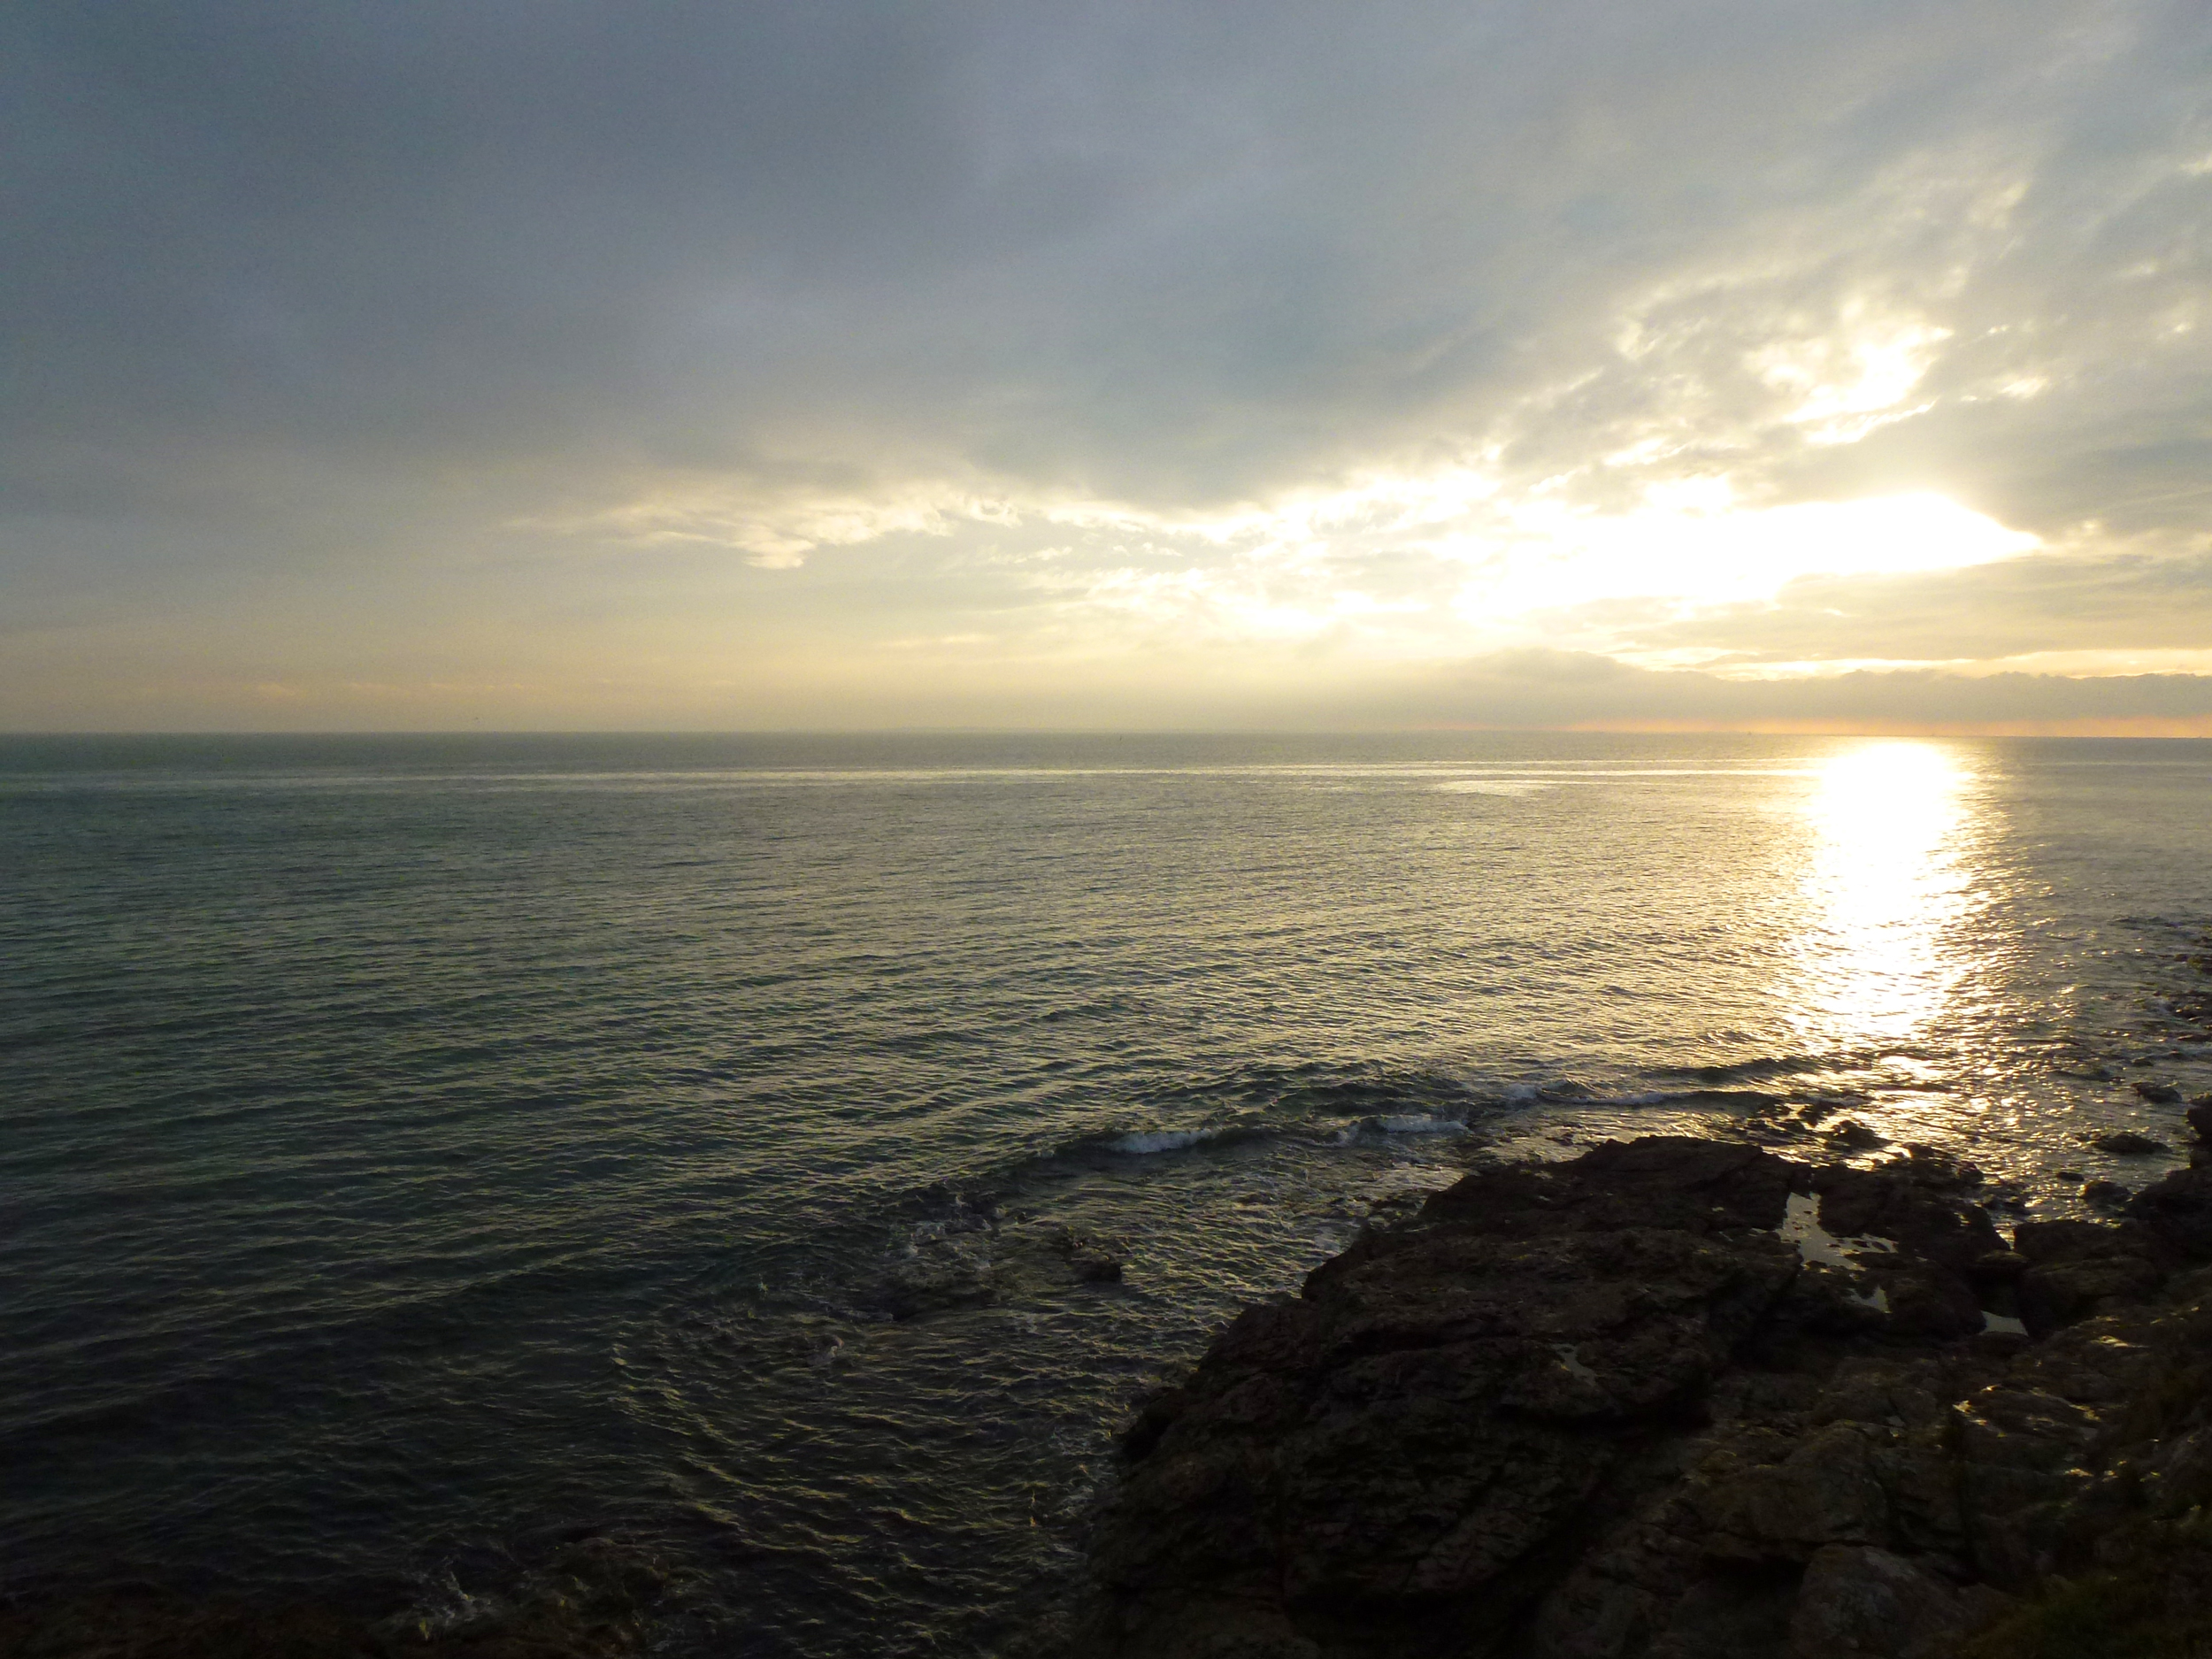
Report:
1061,1136,2212,1659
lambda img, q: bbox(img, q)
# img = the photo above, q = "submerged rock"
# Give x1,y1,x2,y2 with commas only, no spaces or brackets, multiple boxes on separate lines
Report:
1062,1137,2212,1659
2093,1129,2169,1153
879,1214,1127,1318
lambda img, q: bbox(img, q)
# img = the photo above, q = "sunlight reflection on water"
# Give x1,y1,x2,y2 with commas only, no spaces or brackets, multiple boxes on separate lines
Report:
1793,741,1985,1054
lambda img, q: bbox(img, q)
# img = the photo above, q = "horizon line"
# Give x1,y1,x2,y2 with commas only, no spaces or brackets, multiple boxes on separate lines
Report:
5,720,2212,741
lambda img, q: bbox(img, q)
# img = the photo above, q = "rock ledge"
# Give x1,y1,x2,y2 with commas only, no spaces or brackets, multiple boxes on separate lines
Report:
1065,1136,2212,1659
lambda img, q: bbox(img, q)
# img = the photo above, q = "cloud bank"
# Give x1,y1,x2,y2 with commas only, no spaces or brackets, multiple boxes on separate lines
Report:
4,0,2209,729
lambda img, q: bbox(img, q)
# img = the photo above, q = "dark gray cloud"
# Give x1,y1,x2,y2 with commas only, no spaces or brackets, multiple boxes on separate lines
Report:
4,0,2211,726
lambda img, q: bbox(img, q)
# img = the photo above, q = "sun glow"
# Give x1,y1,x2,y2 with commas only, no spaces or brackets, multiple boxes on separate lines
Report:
1467,491,2039,620
1056,476,2040,651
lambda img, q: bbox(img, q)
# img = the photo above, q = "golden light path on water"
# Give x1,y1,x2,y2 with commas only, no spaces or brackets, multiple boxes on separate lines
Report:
1791,742,1985,1091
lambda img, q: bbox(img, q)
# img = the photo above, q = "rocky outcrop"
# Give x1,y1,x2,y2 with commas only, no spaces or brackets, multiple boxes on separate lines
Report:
1065,1136,2212,1659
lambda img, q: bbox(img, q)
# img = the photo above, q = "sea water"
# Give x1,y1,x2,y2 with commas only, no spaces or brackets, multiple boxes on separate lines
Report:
4,732,2209,1653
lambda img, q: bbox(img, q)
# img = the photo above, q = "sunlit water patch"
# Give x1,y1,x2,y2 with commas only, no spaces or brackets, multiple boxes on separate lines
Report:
1791,741,1985,1051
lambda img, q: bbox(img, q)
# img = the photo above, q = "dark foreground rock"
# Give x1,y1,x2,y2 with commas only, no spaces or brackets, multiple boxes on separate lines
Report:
1064,1136,2212,1659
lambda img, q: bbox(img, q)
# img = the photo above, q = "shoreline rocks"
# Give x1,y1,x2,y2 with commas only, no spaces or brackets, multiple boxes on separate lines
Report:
1062,1136,2212,1659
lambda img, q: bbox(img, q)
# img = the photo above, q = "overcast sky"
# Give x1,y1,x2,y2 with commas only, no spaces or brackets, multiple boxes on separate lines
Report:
6,0,2211,731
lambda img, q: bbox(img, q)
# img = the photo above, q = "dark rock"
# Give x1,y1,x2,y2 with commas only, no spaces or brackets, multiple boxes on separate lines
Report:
1889,1144,1985,1187
2127,1164,2212,1261
1415,1134,1798,1237
1071,1140,2011,1657
1078,1141,1814,1657
2094,1130,2169,1155
1071,1249,1126,1283
2084,1179,2133,1210
1822,1119,1887,1149
2188,1094,2212,1142
1064,1136,2212,1659
2011,1219,2116,1266
2131,1080,2183,1103
1784,1544,1998,1659
2009,1218,2168,1332
2018,1252,2164,1330
1812,1164,2003,1276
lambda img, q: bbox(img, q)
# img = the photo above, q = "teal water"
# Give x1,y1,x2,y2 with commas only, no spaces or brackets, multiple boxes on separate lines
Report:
3,732,2208,1653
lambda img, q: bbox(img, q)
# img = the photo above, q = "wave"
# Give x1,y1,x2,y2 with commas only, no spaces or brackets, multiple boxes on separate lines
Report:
1497,1079,1671,1107
1335,1113,1470,1141
1131,1056,1486,1119
1057,1110,1482,1161
851,1051,1898,1248
1053,1122,1279,1157
1655,1054,1847,1086
1101,1127,1243,1156
1494,1080,1785,1113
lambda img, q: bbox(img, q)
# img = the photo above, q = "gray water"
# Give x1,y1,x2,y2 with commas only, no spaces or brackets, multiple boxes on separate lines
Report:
4,732,2209,1653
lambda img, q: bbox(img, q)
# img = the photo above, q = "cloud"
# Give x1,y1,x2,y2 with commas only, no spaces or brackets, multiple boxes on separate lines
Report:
3,0,2210,726
1594,549,2212,668
1327,649,2212,736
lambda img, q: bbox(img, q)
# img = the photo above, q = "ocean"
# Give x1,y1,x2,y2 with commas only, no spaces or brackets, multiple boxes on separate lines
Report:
4,731,2209,1654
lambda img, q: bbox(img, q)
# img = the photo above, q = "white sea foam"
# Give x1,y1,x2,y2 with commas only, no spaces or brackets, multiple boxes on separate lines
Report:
1333,1113,1469,1141
1106,1128,1221,1155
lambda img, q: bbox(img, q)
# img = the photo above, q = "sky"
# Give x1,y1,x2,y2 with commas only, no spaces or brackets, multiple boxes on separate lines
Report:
5,0,2211,733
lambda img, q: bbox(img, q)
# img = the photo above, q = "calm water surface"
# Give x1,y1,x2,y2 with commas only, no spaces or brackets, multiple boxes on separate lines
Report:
4,732,2209,1653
